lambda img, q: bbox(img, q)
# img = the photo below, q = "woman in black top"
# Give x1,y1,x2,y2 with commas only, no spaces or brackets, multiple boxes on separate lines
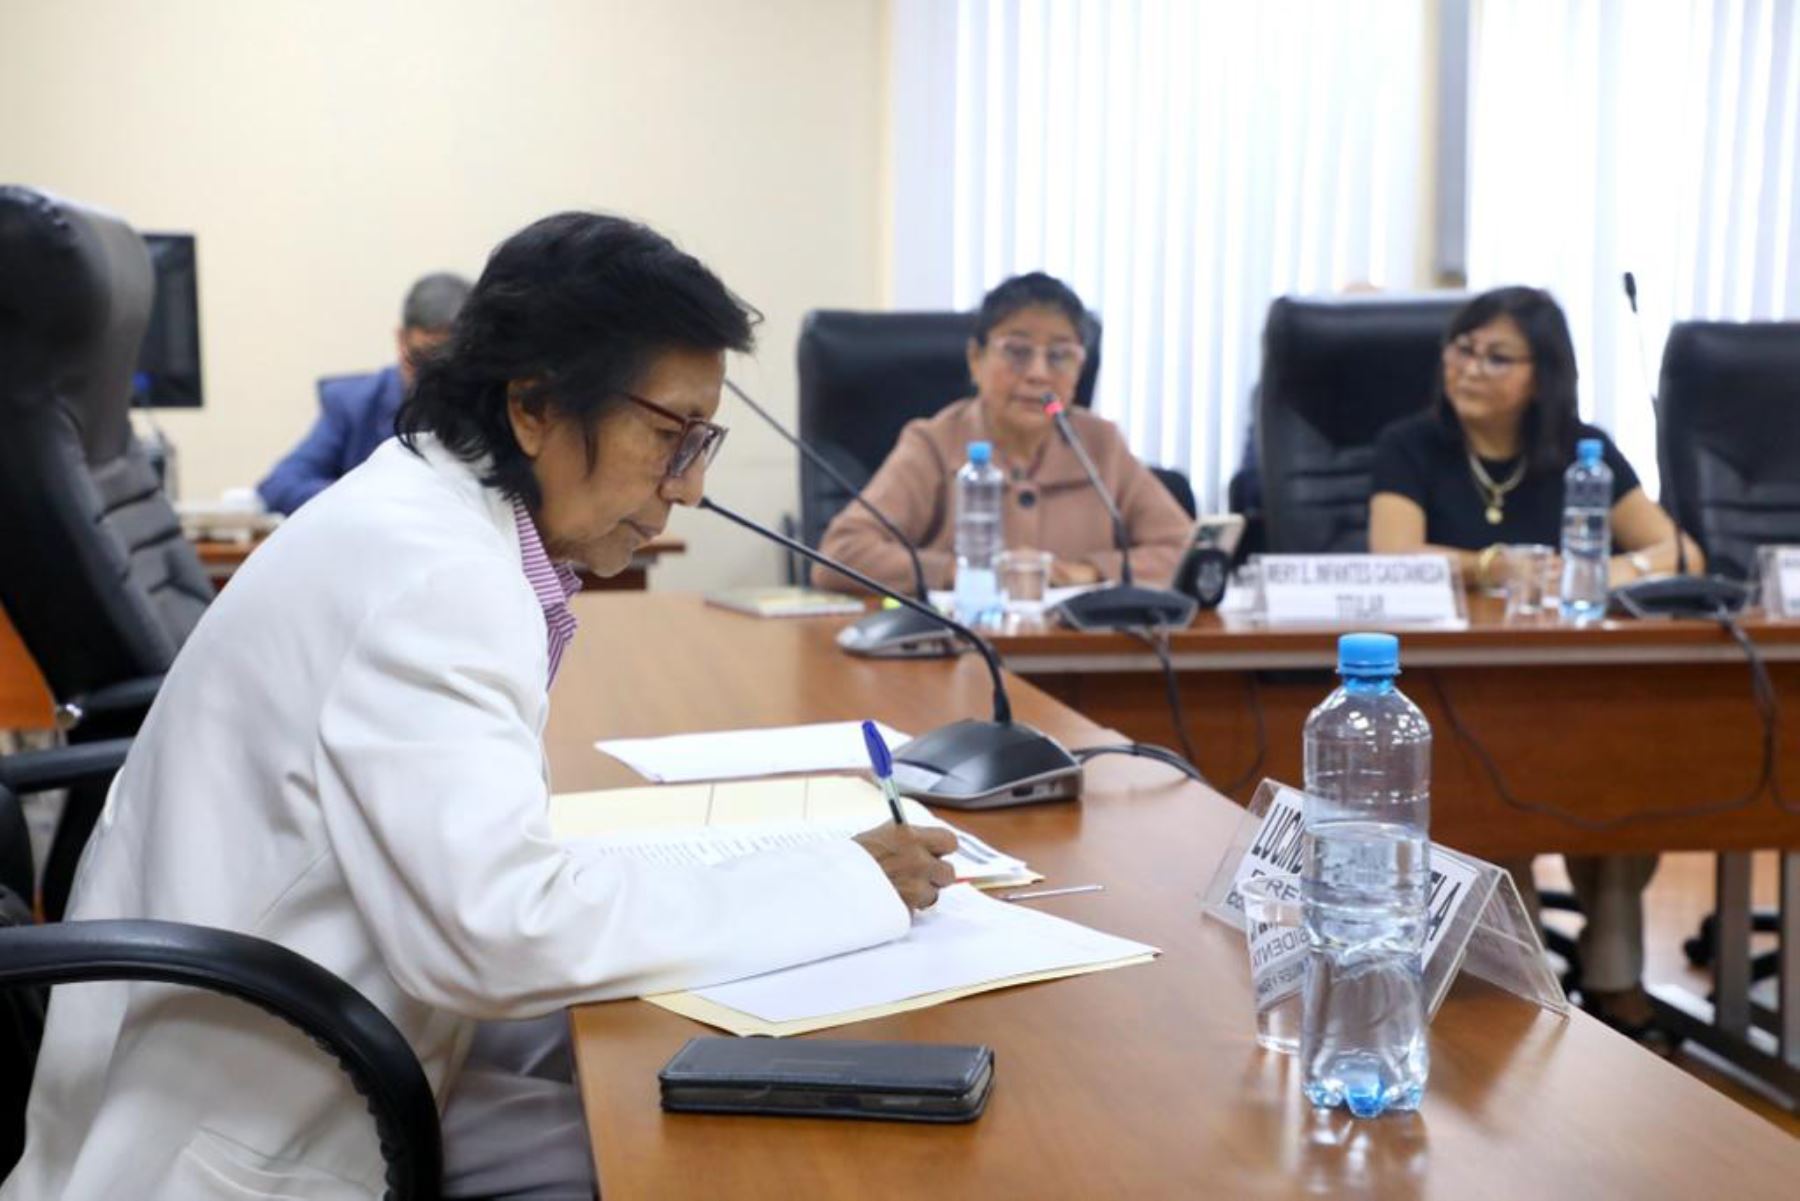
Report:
1369,286,1703,1046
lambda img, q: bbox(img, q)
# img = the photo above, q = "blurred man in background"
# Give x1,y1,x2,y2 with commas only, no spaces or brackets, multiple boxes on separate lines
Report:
258,271,471,514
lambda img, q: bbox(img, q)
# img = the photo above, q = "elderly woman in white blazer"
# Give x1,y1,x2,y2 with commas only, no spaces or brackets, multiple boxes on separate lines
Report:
3,213,956,1201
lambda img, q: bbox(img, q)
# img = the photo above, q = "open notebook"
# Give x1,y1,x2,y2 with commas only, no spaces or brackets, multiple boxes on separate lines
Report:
549,776,1158,1036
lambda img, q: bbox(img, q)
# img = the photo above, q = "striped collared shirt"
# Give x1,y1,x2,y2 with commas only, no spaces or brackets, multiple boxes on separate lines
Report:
511,499,583,686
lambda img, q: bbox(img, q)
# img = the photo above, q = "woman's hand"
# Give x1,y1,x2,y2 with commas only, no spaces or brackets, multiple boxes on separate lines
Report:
1050,558,1103,587
853,824,958,910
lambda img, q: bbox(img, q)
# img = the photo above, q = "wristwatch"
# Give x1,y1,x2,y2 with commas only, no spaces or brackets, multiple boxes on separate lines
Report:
1627,551,1654,578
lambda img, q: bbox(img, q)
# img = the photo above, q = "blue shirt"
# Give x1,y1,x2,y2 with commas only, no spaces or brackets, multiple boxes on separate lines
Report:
257,365,406,514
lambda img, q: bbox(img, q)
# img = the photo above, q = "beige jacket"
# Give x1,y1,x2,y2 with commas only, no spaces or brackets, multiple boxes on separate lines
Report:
813,398,1192,595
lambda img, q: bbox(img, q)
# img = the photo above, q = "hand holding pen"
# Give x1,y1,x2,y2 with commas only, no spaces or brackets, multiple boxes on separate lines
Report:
852,720,958,910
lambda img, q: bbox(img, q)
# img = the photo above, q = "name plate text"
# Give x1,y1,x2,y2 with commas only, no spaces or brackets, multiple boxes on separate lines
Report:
1257,554,1462,626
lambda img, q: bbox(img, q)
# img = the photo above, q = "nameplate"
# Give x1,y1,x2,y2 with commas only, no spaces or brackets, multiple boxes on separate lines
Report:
1202,780,1567,1019
1760,546,1800,619
1254,554,1464,627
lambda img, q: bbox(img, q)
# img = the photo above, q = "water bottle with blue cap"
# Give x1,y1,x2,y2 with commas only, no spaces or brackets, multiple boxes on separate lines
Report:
1560,437,1613,623
953,440,1004,628
1300,632,1432,1117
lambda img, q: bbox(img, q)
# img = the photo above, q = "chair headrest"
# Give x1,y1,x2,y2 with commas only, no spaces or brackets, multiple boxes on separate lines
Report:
1660,320,1800,463
1260,292,1470,446
0,186,154,465
795,309,1102,475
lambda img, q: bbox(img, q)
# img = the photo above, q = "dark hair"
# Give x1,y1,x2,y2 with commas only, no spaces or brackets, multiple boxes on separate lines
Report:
401,272,472,331
398,212,757,508
1439,285,1579,474
972,271,1091,346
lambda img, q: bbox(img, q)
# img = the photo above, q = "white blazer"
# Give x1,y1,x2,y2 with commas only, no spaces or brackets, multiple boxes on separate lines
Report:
3,438,908,1200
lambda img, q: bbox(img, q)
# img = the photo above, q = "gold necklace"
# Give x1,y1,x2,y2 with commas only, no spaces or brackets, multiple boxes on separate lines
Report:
1467,451,1527,525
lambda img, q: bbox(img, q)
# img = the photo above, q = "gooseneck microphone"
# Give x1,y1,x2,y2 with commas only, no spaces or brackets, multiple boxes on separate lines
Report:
723,379,955,659
1609,271,1748,618
698,496,1083,809
1040,394,1199,631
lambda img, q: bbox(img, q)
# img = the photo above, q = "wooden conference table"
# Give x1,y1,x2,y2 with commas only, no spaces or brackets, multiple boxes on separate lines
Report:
996,596,1800,857
993,599,1800,1102
546,594,1799,1201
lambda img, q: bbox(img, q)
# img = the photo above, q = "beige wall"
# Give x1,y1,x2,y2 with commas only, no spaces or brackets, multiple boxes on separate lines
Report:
0,0,889,592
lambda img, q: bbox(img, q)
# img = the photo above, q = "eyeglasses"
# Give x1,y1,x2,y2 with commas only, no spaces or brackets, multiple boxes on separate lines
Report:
620,392,729,479
1444,337,1531,377
992,338,1087,377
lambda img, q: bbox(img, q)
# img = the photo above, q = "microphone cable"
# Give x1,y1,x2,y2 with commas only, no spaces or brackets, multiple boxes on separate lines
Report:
1072,742,1207,785
1427,608,1783,828
1112,623,1269,796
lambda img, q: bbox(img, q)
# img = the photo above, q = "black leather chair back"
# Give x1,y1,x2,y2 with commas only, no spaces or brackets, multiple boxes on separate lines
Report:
1658,320,1800,581
1257,293,1468,553
0,187,212,703
794,310,1103,548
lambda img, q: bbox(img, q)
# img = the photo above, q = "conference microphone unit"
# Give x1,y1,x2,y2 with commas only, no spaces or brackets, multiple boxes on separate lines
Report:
1039,394,1199,630
1609,271,1749,619
723,379,955,660
697,496,1083,809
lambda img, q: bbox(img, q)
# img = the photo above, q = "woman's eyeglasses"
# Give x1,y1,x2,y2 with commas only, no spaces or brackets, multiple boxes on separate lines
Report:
1444,338,1531,377
620,393,729,479
992,338,1087,377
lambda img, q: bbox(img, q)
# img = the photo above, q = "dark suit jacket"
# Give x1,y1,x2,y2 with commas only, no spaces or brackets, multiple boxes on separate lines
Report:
257,366,404,514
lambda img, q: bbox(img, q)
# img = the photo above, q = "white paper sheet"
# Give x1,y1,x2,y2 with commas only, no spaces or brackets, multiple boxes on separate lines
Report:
561,804,1032,887
595,721,911,783
691,884,1158,1023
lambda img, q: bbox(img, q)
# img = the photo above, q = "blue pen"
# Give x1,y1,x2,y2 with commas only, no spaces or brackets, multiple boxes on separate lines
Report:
860,720,908,826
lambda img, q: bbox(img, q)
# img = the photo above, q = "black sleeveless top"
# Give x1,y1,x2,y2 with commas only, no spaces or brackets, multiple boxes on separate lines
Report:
1371,409,1638,550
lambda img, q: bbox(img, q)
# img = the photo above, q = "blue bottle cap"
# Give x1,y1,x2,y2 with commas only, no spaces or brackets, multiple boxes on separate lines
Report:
1577,437,1604,464
1338,632,1400,677
967,441,992,465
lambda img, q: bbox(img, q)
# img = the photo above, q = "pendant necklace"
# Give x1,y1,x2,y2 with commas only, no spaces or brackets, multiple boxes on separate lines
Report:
1467,451,1526,525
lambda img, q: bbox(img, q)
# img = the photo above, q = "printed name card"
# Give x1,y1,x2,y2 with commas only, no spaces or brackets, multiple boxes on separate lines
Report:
1760,546,1800,619
1255,554,1464,627
1203,780,1567,1019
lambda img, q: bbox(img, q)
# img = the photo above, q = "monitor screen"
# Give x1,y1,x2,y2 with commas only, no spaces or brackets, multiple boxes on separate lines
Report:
134,232,203,408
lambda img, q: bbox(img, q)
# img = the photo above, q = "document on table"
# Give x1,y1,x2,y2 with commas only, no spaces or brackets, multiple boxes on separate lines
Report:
595,721,911,782
654,884,1159,1037
549,775,1040,888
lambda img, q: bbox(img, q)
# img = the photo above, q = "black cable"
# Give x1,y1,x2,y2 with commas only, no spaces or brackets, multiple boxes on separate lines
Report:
1118,624,1268,796
1717,613,1791,815
1121,625,1200,769
1072,742,1207,785
1427,610,1782,828
1220,672,1269,797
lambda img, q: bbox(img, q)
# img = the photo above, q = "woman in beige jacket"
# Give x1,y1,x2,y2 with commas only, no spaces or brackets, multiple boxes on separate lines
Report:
815,272,1192,596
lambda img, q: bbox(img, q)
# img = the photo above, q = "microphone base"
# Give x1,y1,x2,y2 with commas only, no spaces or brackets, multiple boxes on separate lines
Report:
835,606,959,659
1055,585,1200,631
1612,574,1751,619
891,719,1083,810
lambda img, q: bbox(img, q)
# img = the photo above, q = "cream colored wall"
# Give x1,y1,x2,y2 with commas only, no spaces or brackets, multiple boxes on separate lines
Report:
0,0,888,592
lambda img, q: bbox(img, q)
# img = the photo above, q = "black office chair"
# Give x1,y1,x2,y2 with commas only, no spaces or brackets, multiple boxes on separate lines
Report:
1659,320,1800,580
1256,293,1469,553
0,186,214,917
1659,320,1800,981
0,742,442,1199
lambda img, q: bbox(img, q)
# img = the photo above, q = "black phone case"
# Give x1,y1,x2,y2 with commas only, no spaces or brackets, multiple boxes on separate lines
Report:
658,1037,995,1123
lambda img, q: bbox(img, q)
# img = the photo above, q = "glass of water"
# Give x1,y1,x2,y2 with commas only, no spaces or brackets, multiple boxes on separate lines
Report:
1240,873,1307,1054
1000,549,1053,630
1502,544,1556,621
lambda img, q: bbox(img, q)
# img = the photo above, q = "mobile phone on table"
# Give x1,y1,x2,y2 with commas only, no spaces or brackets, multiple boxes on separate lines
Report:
659,1037,995,1123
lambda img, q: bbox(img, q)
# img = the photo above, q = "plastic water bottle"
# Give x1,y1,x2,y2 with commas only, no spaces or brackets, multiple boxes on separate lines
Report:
1300,633,1432,1118
1559,437,1612,624
953,441,1004,627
